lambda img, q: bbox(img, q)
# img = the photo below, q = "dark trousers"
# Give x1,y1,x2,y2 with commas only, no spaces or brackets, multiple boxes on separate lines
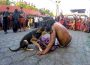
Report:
13,20,18,32
89,27,90,32
3,17,8,32
34,22,37,28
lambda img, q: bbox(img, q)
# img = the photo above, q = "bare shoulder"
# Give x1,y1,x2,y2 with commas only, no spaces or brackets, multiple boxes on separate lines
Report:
52,22,60,28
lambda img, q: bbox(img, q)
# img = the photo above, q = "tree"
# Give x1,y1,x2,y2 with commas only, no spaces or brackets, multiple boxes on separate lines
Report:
6,0,10,5
15,1,54,16
15,2,38,10
0,0,12,5
39,8,54,16
0,0,6,5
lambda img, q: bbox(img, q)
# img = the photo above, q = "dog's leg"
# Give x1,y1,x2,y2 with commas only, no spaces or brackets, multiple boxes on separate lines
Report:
23,40,34,51
31,40,43,51
24,40,29,45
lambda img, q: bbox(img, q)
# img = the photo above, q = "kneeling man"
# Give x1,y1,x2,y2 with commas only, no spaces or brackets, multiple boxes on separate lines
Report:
37,20,72,55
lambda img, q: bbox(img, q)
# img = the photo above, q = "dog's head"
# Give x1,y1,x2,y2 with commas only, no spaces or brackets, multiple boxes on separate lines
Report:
36,27,45,33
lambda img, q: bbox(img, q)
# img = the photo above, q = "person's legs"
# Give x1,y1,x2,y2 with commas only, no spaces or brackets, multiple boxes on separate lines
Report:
35,22,37,28
13,24,17,32
13,20,18,33
37,33,59,51
3,17,8,34
18,21,21,32
89,27,90,32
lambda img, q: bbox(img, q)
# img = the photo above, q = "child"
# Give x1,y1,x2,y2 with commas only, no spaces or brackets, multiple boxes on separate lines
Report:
38,33,59,51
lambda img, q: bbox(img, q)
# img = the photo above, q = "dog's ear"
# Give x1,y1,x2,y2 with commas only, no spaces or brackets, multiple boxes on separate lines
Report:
36,27,45,33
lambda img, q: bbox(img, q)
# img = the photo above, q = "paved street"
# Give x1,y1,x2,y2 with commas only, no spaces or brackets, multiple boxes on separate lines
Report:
0,29,90,65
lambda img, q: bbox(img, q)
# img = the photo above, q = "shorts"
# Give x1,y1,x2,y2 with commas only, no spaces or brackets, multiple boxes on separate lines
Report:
38,33,59,51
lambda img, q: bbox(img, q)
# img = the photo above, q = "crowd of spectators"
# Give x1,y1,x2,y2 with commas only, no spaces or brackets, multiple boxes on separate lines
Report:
56,14,90,33
0,7,44,34
0,7,90,34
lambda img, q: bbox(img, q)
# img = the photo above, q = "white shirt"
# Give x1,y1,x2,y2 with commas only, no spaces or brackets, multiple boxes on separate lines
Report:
34,17,38,23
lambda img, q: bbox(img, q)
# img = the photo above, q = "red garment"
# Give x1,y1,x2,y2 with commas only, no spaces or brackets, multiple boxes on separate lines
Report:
80,23,86,31
76,21,81,30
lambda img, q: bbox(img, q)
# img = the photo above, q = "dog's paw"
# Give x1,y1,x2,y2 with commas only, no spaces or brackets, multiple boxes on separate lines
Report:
26,49,34,51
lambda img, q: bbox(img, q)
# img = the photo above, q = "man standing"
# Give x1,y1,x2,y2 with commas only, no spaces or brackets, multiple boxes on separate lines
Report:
12,9,20,32
34,16,39,28
19,7,26,31
3,7,10,34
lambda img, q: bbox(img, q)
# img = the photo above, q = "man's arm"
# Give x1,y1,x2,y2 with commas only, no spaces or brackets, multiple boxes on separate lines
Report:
42,26,56,54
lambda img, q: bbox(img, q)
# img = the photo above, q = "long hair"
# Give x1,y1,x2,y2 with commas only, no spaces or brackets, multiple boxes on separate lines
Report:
42,17,55,33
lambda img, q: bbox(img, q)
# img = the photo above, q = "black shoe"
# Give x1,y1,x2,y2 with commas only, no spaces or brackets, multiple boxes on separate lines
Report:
5,32,8,34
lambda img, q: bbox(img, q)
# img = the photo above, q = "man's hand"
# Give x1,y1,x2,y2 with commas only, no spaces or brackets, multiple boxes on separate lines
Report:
36,51,45,55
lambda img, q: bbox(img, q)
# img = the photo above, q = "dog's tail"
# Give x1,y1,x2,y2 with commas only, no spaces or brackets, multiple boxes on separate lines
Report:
9,47,21,52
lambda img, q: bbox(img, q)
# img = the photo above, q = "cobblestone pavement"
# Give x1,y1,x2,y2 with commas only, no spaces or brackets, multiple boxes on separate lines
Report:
0,29,90,65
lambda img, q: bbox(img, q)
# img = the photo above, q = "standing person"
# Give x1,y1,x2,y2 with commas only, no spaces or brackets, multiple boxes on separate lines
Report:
0,15,2,30
19,7,25,15
34,16,38,28
19,7,26,31
28,17,33,28
38,17,43,27
37,19,72,55
73,15,78,30
86,17,90,32
3,7,10,34
0,14,3,30
8,13,13,29
12,9,20,32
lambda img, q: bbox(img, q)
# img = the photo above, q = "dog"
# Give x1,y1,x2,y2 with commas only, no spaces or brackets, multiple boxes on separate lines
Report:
9,27,46,52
